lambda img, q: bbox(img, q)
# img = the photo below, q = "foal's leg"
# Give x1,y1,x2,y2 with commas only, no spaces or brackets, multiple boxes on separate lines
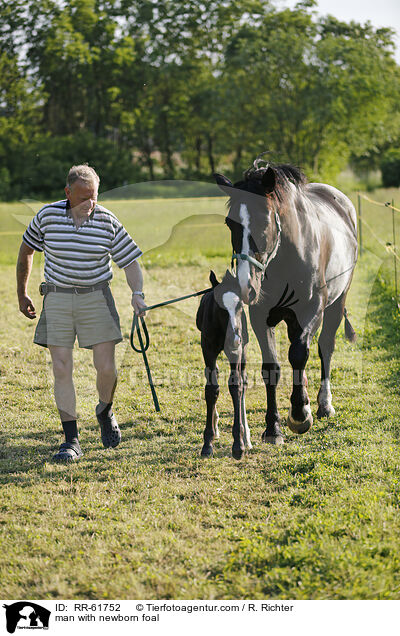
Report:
201,352,220,458
228,359,245,460
250,308,283,445
317,293,346,418
240,357,252,450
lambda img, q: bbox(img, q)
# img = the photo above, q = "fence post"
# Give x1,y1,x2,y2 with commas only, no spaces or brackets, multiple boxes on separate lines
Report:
392,199,398,301
357,193,363,256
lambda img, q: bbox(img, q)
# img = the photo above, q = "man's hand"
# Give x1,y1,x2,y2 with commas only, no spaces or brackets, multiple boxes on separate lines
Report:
19,295,36,319
125,260,147,316
17,242,36,319
131,293,147,317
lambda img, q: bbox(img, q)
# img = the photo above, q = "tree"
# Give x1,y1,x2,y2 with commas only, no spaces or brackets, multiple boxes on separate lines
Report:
0,0,41,198
380,149,400,188
219,4,400,180
1,0,400,198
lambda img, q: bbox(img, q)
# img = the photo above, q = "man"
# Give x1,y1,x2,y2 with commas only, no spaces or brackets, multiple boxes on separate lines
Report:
16,164,147,462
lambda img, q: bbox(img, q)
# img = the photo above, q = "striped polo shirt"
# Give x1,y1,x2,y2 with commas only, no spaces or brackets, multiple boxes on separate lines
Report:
23,199,142,287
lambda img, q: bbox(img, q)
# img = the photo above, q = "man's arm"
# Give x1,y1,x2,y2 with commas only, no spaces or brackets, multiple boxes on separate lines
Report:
124,259,147,316
16,241,37,319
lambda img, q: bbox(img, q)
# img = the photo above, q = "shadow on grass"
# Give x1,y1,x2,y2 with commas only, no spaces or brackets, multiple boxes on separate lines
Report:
0,429,56,478
362,270,400,386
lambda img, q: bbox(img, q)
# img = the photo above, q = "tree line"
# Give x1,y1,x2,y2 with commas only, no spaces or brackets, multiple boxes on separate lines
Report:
1,0,400,199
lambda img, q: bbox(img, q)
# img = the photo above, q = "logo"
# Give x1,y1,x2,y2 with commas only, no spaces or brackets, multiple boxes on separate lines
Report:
3,603,51,634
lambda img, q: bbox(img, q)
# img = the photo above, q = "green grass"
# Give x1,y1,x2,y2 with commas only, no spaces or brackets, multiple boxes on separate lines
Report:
1,191,400,599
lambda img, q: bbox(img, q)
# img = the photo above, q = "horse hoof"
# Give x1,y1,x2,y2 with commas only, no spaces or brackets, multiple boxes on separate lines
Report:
232,445,244,460
262,422,284,445
287,413,313,434
201,444,213,458
262,434,284,446
316,403,335,419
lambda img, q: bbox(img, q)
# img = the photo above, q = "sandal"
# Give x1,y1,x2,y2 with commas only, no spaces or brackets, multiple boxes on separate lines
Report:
52,442,83,463
96,404,121,448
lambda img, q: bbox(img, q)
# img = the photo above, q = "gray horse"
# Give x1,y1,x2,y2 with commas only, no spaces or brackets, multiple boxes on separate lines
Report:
215,160,357,445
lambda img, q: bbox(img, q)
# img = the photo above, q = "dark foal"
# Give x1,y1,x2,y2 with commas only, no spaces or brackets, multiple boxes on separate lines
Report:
196,270,251,460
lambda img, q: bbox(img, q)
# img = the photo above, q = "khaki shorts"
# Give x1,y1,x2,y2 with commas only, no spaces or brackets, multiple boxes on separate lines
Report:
34,286,123,349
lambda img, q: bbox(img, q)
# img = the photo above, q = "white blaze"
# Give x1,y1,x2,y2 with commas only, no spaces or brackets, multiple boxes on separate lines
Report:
238,203,251,301
222,291,241,348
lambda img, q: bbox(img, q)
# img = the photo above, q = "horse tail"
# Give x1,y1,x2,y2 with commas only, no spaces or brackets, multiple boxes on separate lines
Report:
344,308,356,342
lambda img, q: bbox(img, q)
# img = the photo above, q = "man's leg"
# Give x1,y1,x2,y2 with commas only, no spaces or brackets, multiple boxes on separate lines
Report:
92,341,117,403
48,345,82,462
92,341,121,448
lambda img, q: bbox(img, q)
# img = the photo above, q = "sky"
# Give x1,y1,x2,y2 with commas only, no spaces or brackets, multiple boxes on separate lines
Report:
280,0,400,62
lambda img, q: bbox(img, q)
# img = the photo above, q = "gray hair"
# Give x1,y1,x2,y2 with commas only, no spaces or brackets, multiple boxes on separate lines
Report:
66,164,100,189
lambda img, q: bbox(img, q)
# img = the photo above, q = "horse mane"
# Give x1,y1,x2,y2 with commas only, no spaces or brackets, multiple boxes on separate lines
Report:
224,159,307,216
243,162,307,190
225,161,306,208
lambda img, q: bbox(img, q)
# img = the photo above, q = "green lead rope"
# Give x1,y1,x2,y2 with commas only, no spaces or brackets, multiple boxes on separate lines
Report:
130,313,161,413
130,286,213,412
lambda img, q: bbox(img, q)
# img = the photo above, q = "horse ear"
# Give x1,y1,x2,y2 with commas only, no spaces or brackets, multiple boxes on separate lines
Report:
214,173,233,192
261,166,276,194
209,270,219,287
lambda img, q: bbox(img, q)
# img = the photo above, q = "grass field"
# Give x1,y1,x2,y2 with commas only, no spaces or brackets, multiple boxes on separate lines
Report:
1,187,400,599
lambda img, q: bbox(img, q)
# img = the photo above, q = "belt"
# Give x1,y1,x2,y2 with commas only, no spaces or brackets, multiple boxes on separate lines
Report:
39,281,109,295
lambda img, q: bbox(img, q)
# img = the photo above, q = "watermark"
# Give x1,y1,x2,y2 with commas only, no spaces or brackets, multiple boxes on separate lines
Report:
1,599,398,635
10,180,385,410
3,603,51,634
2,599,296,633
124,361,365,391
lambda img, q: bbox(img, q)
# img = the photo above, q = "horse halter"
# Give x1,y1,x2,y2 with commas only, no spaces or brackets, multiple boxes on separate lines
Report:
231,210,282,280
